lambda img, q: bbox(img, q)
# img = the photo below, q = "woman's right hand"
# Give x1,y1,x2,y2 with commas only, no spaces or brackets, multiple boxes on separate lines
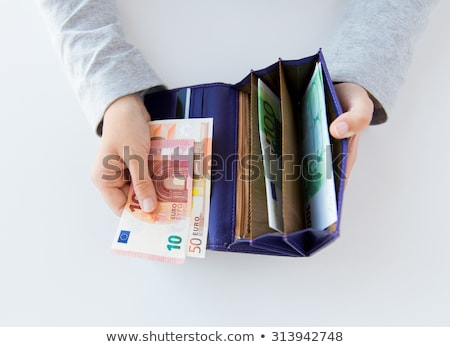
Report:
91,94,158,215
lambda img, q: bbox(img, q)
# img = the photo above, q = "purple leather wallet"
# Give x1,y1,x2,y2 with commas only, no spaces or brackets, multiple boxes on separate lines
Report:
144,50,347,257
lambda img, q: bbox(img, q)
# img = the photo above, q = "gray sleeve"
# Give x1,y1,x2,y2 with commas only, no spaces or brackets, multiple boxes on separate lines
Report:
36,0,163,134
324,0,438,125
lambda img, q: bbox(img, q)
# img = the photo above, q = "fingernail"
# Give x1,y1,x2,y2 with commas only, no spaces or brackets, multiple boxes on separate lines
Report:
142,198,156,212
332,121,349,138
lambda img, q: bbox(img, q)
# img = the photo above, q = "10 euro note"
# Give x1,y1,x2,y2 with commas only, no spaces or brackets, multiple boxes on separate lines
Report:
111,138,194,264
149,118,213,258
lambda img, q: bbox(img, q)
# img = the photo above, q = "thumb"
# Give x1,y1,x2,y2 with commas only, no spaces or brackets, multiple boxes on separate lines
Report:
329,83,374,139
329,108,372,139
124,145,158,213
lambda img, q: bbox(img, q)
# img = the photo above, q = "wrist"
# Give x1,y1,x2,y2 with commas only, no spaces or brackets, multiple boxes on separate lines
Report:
102,93,150,133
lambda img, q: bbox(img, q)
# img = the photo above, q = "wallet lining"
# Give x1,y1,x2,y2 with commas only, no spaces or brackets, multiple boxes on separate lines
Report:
234,58,341,240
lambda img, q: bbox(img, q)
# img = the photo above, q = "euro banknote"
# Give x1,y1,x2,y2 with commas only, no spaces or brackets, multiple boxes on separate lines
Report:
257,79,283,232
111,138,194,264
300,62,338,230
149,118,213,258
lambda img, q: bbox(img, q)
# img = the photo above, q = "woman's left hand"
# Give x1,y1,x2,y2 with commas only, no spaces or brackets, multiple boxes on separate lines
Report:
329,82,374,180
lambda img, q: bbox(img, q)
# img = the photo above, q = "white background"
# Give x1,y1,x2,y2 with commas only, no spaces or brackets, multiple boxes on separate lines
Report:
0,0,449,326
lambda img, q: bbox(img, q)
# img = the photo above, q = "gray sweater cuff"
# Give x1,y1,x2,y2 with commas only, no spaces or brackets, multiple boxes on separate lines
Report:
324,0,437,125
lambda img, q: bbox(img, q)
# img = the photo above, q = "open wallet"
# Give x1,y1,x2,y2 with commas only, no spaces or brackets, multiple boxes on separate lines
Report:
143,50,348,257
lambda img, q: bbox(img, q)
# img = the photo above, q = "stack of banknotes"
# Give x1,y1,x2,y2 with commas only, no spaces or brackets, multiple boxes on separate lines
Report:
111,118,213,264
257,61,337,233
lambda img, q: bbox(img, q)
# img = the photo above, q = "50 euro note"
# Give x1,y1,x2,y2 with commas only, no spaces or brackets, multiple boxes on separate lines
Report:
149,118,213,258
111,138,194,264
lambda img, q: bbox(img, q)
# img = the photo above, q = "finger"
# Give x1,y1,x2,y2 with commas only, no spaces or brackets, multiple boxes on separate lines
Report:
91,150,129,215
124,146,158,213
330,109,372,139
99,186,129,216
345,134,360,181
330,83,374,139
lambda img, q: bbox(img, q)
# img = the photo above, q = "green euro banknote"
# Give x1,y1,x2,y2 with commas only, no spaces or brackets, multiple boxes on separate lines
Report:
258,79,283,232
300,62,338,230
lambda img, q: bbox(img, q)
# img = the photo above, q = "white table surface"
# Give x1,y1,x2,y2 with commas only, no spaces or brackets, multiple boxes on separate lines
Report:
0,0,448,326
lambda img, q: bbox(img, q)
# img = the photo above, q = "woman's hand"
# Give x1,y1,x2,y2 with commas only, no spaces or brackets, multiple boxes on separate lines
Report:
91,94,158,215
329,83,374,180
